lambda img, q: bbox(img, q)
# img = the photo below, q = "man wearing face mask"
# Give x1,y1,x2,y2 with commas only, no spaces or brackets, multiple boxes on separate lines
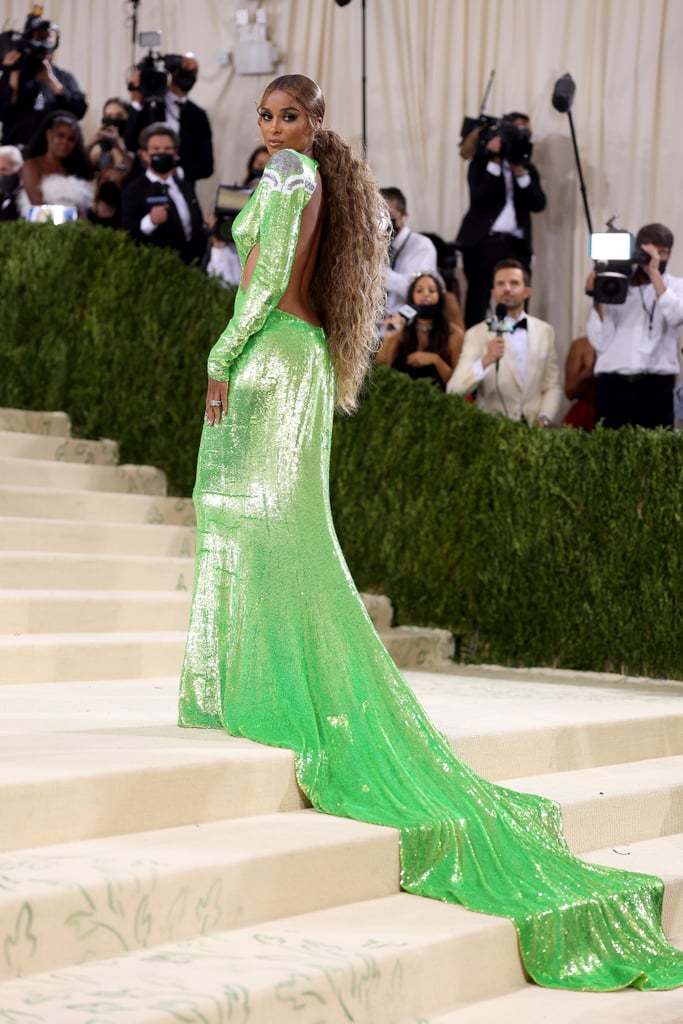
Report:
585,223,683,428
0,145,23,220
380,187,438,315
125,54,213,184
121,123,206,265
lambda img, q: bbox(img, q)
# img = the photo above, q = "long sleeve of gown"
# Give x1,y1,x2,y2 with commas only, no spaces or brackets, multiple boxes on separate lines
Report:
207,149,317,381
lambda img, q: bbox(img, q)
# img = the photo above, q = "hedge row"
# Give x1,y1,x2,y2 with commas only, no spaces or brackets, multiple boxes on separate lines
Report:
331,369,683,678
2,223,682,677
0,221,233,495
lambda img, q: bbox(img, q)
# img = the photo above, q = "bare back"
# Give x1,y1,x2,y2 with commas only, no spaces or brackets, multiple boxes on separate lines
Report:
242,169,324,327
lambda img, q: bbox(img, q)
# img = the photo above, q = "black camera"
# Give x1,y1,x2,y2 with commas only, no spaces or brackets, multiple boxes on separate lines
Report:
131,31,183,102
460,114,533,166
588,231,650,304
210,185,253,243
0,5,58,76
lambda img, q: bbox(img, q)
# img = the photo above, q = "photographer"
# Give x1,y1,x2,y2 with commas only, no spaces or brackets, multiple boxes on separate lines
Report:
121,122,206,265
586,223,683,429
0,11,87,149
455,112,545,328
0,144,23,220
125,53,213,184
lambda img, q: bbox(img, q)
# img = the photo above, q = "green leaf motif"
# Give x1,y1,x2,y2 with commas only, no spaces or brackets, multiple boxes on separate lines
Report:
4,903,37,973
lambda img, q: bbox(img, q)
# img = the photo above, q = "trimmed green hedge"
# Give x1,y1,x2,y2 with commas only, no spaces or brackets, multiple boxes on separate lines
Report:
331,369,683,678
0,221,233,495
2,223,682,676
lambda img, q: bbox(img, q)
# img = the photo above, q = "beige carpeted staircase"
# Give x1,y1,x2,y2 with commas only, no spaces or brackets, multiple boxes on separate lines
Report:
0,407,682,1023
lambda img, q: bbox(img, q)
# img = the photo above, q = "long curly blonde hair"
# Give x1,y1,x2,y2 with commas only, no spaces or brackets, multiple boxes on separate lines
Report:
260,75,388,413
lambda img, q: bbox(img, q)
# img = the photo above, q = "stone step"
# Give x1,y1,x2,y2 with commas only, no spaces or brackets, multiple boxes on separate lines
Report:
2,673,683,859
426,963,683,1023
0,893,526,1022
0,429,119,465
0,589,391,636
0,515,196,556
417,669,683,780
501,755,683,852
0,484,195,525
0,631,188,684
0,589,192,633
581,832,683,939
0,625,450,683
0,550,194,591
0,712,307,851
0,810,399,981
0,455,168,496
0,407,71,436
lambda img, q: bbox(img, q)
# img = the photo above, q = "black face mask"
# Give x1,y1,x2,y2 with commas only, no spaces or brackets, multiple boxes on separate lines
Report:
413,301,441,320
248,166,264,182
102,117,127,135
0,173,19,195
173,71,197,93
150,152,176,175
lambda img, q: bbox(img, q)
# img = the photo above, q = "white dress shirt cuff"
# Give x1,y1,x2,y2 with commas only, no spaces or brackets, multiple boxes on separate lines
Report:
486,161,502,177
514,172,531,188
140,213,156,236
473,357,490,382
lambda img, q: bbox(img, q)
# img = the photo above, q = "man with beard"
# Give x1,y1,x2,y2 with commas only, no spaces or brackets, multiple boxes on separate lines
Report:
447,258,561,426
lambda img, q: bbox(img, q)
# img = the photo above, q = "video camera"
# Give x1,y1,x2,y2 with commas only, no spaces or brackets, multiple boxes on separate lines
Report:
589,223,650,304
0,4,59,76
210,185,253,243
459,113,533,166
131,30,183,102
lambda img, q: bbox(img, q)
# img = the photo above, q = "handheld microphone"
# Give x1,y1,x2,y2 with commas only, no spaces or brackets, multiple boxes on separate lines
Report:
492,303,509,372
385,304,418,330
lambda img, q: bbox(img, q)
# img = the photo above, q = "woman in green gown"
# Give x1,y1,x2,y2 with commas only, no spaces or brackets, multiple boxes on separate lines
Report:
179,74,683,993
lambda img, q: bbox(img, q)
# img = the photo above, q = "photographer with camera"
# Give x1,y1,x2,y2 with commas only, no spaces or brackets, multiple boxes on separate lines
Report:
0,9,86,149
125,48,213,185
121,122,206,265
455,112,546,329
585,223,683,429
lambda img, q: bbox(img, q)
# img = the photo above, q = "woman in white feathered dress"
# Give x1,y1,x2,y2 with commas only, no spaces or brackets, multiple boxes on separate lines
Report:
20,111,94,218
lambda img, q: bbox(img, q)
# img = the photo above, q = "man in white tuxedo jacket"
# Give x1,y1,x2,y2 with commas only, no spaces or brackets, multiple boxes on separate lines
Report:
447,259,562,426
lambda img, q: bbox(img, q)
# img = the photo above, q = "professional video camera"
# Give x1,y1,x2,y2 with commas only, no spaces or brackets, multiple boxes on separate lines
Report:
588,220,650,305
460,113,533,166
130,30,183,102
0,4,59,76
210,185,253,243
458,70,533,166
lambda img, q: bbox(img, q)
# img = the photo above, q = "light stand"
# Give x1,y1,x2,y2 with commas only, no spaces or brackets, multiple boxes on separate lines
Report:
129,0,141,72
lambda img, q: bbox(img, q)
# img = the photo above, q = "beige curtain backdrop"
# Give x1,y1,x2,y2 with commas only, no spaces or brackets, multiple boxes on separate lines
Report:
4,0,681,373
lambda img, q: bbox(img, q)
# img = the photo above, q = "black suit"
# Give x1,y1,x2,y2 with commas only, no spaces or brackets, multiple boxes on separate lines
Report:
121,171,207,265
455,148,546,327
124,97,213,184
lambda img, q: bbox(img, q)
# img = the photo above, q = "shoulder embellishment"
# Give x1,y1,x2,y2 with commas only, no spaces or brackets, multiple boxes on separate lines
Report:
262,149,316,197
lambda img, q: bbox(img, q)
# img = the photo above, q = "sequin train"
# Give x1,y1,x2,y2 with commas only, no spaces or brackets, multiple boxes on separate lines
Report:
179,148,683,992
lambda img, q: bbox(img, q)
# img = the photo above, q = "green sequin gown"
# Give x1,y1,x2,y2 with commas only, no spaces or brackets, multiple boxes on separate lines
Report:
179,148,683,992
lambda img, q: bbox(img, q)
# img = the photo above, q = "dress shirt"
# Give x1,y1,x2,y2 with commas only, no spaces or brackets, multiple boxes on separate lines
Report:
472,314,528,383
488,160,530,237
385,226,438,314
587,273,683,376
207,244,242,288
140,168,192,241
164,92,186,134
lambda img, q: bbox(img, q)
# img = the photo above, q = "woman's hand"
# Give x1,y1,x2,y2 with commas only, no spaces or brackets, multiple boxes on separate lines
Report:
205,376,228,425
406,351,437,367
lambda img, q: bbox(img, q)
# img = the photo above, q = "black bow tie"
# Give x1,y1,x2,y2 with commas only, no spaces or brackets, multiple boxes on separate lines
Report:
511,318,528,332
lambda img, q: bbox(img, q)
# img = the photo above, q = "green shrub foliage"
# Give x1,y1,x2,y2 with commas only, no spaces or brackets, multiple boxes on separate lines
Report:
331,368,683,679
0,222,233,495
2,225,681,676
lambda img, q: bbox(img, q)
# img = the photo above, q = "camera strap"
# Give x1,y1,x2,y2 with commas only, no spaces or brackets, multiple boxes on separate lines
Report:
390,230,412,269
638,286,657,332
